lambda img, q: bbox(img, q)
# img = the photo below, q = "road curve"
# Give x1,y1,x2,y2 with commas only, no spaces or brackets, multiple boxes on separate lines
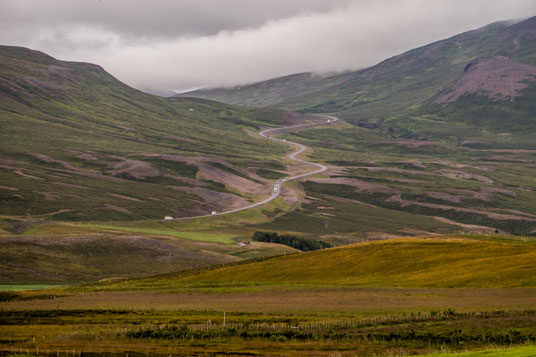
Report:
177,115,338,219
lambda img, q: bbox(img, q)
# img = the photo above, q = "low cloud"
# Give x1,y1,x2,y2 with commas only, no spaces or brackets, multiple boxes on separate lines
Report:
1,0,535,94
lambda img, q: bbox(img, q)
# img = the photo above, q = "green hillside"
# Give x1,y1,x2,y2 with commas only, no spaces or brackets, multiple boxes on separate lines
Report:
0,46,291,221
0,232,240,284
182,17,536,137
178,17,536,238
107,236,536,290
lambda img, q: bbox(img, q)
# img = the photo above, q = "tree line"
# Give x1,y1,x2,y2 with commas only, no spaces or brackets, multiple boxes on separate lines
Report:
252,231,332,251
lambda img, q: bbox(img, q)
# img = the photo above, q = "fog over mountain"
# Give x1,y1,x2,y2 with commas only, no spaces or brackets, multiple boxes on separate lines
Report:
1,0,535,94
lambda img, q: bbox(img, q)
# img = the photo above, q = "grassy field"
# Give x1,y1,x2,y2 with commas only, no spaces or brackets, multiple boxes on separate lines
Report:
424,346,536,356
0,233,241,284
0,192,304,285
97,236,536,290
0,225,300,285
0,284,62,291
2,236,536,356
73,224,239,243
1,306,535,356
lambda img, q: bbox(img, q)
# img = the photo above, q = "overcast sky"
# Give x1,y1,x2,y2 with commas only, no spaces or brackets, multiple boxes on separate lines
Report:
1,0,535,95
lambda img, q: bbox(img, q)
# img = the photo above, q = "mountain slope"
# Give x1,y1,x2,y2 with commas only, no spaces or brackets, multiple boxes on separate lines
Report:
434,56,536,103
179,72,336,108
0,46,291,221
181,17,536,131
172,17,536,238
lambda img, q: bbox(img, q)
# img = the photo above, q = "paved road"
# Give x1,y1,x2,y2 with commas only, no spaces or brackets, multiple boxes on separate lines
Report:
177,115,339,219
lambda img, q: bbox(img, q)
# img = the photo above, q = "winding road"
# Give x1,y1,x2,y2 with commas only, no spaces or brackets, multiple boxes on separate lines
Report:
178,115,338,219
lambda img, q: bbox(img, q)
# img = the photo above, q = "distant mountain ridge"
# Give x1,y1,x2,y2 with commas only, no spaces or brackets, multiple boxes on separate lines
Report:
179,16,536,132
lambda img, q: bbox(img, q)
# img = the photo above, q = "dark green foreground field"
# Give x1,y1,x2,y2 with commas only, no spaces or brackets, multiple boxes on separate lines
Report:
2,235,536,356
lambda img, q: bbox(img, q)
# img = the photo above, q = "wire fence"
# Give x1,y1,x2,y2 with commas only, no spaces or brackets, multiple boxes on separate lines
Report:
442,230,536,243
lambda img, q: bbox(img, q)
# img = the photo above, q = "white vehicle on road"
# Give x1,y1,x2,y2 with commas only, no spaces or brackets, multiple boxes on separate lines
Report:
174,116,338,220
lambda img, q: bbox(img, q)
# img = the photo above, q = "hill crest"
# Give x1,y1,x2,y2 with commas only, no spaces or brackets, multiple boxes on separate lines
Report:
108,237,536,290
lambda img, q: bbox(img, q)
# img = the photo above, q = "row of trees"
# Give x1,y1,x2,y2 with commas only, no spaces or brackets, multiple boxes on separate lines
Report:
252,231,332,251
